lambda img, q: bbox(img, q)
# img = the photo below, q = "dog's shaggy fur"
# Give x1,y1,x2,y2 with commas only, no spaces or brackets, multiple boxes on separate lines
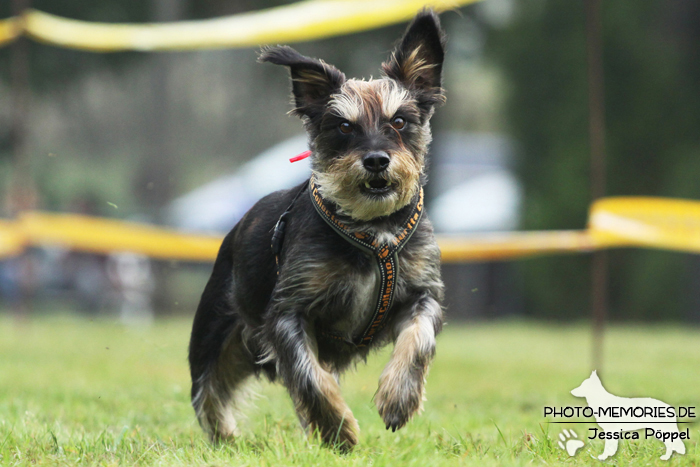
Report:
188,10,446,450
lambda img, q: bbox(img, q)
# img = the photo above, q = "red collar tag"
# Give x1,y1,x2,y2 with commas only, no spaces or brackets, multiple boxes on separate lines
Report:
289,150,311,163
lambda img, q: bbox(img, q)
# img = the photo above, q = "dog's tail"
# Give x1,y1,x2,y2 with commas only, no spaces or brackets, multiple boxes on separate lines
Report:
189,228,253,440
189,228,237,392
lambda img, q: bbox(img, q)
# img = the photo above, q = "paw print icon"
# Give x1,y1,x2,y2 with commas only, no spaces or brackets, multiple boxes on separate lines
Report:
558,429,584,456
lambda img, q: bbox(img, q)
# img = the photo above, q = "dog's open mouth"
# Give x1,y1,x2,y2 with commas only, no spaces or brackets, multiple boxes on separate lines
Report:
360,178,393,195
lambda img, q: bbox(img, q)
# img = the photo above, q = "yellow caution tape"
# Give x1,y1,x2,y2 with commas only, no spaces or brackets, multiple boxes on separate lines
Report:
20,211,222,261
589,197,700,254
0,16,21,47
0,212,221,261
1,197,699,261
5,0,478,52
437,230,604,263
0,219,27,258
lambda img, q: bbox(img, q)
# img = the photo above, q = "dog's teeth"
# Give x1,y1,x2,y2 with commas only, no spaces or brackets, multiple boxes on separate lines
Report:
365,182,371,189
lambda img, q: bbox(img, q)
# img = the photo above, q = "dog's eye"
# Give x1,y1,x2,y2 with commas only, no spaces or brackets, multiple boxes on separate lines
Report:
391,116,406,130
339,121,353,134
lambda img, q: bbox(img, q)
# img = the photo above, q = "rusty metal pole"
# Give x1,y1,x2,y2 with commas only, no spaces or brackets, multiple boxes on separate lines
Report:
584,0,608,373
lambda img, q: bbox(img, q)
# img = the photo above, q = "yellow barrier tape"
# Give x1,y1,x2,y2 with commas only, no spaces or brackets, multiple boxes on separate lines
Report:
0,212,221,261
15,0,477,52
0,219,27,258
0,16,21,47
437,231,605,263
589,197,700,254
2,197,699,262
20,212,222,261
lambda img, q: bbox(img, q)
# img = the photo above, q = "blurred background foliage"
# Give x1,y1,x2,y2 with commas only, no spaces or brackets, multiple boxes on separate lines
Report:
484,0,700,321
1,0,699,322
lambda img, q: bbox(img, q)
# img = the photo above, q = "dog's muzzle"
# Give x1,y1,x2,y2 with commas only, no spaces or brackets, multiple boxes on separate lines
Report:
362,151,390,173
361,151,393,195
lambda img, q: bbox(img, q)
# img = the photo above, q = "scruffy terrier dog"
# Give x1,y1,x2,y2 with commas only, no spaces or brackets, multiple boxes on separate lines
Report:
189,10,446,450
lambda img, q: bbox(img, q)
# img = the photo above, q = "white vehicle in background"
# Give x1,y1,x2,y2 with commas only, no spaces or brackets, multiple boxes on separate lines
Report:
168,135,311,234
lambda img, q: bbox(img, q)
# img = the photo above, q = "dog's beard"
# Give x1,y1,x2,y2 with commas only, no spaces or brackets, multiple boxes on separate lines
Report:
314,149,423,221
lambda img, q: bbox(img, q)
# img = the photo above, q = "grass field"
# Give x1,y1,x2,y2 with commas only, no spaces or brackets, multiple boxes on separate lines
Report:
0,314,698,466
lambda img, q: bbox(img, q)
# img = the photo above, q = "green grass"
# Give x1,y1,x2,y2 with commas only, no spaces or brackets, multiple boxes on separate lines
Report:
0,315,698,466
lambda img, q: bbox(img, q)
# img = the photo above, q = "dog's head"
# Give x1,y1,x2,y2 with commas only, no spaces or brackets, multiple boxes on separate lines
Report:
260,10,446,221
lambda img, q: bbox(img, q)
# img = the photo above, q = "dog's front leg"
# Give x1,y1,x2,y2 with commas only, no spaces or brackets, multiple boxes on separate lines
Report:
271,313,359,450
376,295,442,432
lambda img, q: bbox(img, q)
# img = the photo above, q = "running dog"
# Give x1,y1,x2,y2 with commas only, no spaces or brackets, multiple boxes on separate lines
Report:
188,10,446,451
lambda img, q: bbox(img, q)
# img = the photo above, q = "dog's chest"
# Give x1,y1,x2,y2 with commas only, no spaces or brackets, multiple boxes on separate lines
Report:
323,265,380,335
302,248,423,337
293,258,378,335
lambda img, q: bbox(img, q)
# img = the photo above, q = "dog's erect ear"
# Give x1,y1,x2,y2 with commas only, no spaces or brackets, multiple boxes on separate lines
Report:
259,45,346,118
382,9,446,107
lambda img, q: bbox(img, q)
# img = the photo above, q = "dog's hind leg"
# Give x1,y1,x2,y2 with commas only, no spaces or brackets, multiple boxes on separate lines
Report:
375,295,442,432
191,326,255,441
189,234,255,441
269,313,359,451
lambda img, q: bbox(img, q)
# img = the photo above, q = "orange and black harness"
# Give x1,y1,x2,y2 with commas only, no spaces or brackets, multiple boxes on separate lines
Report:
271,175,424,348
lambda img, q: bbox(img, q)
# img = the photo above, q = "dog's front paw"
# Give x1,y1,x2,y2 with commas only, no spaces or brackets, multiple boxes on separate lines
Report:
375,371,423,432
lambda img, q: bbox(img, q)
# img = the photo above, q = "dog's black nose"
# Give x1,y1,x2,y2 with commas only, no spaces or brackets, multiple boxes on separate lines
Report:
362,151,390,173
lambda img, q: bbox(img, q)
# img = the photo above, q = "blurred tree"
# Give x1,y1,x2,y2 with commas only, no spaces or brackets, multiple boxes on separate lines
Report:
485,0,700,320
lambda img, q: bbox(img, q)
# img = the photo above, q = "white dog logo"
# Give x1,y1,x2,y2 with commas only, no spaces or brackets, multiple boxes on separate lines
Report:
571,370,686,460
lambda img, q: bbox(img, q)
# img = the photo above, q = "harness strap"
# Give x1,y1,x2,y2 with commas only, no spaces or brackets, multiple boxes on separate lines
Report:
308,175,424,347
271,181,309,275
